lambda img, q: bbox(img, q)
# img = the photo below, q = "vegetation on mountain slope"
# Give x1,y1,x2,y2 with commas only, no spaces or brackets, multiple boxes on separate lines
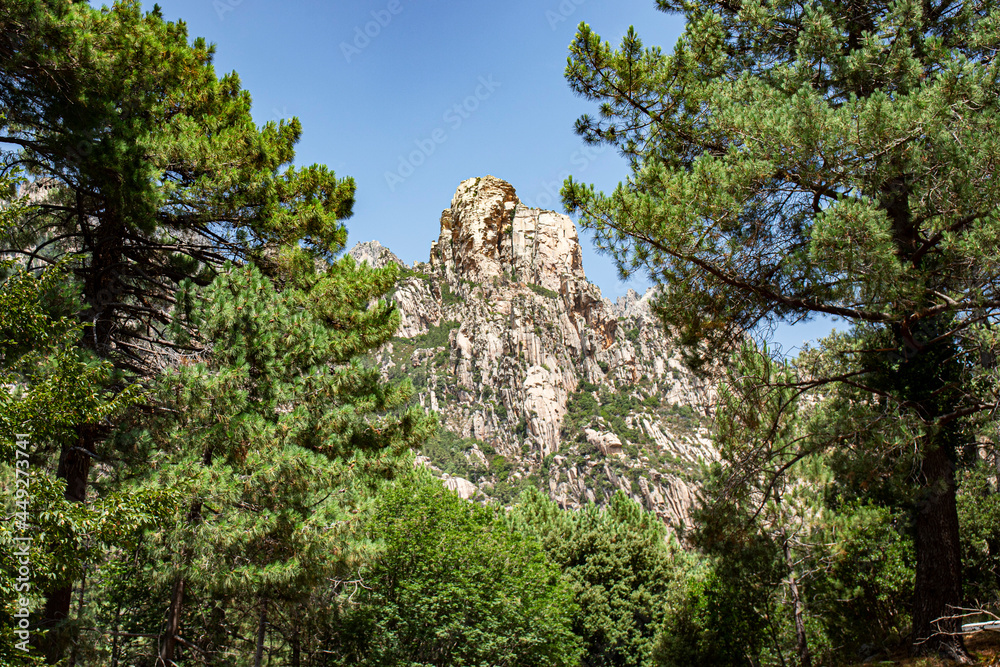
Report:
1,0,999,665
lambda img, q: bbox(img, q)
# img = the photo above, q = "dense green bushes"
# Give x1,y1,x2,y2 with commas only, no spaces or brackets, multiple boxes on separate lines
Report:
512,488,682,667
325,474,583,666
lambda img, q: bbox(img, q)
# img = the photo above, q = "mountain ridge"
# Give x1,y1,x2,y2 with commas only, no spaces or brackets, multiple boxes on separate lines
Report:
352,176,718,528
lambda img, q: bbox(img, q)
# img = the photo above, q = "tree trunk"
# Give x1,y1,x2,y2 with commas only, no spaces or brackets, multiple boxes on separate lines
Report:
782,532,812,667
39,426,96,663
160,576,186,666
910,439,971,662
39,202,125,662
68,567,87,666
110,603,122,667
161,500,202,666
254,597,267,667
290,604,301,667
878,180,972,660
38,587,72,664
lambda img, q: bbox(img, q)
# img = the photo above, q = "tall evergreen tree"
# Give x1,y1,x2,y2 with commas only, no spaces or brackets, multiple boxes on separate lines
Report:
0,0,363,648
1,0,353,372
561,1,1000,658
0,0,356,491
106,262,433,666
0,175,163,663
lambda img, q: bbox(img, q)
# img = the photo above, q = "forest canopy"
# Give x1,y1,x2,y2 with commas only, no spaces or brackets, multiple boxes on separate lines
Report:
1,0,999,665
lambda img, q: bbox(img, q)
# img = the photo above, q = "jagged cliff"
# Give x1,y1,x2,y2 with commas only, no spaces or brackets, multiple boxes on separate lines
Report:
353,176,717,528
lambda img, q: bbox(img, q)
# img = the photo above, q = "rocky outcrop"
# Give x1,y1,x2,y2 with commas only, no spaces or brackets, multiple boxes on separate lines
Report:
348,240,404,270
430,177,585,294
353,176,718,529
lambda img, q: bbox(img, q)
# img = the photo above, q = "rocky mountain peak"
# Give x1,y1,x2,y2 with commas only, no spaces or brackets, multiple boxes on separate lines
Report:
431,176,585,293
351,177,717,528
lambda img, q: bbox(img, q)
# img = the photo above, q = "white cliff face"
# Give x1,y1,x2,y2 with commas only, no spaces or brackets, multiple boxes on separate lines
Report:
353,176,718,530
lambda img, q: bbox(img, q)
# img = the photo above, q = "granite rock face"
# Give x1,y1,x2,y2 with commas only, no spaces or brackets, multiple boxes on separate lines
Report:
353,176,717,529
347,240,405,270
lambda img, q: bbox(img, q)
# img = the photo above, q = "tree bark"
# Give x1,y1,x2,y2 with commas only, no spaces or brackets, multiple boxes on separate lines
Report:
910,439,971,662
37,587,72,664
254,597,268,667
160,576,186,666
160,500,201,666
880,179,971,662
782,531,812,667
39,425,96,663
288,603,302,667
39,201,127,662
68,567,87,666
110,603,122,667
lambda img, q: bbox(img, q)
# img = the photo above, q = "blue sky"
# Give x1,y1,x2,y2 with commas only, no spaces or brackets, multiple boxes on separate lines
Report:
134,0,835,355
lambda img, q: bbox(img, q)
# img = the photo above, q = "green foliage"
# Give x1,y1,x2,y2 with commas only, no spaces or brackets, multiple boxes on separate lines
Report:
563,1,1000,366
562,389,599,441
958,461,1000,607
684,344,922,664
331,474,583,666
811,504,915,653
561,1,1000,652
528,282,560,299
490,471,536,507
0,0,359,374
413,320,459,349
418,429,485,480
440,283,463,306
398,266,432,281
0,5,391,658
687,345,822,664
652,558,769,667
0,195,159,661
176,264,423,528
512,488,680,667
94,260,433,662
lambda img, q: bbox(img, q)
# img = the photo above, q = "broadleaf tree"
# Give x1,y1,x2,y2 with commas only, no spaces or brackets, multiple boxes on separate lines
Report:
0,176,164,663
511,487,682,667
561,0,1000,659
328,473,583,667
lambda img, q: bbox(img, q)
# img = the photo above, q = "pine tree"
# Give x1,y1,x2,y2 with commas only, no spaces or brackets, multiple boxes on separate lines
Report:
0,0,356,492
561,1,1000,658
0,175,161,663
106,262,433,665
0,1,362,648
